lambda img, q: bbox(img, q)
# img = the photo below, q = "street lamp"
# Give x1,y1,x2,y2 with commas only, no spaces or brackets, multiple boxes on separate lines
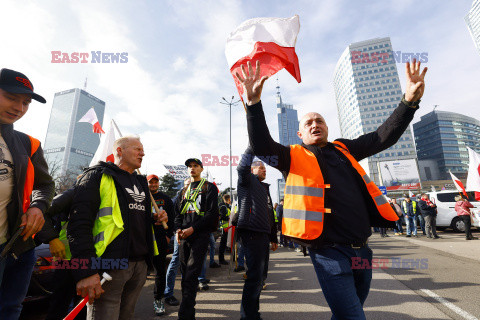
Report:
220,96,241,203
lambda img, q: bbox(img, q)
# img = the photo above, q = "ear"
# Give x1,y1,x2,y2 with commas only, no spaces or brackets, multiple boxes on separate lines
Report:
116,146,122,157
199,167,204,173
297,130,302,139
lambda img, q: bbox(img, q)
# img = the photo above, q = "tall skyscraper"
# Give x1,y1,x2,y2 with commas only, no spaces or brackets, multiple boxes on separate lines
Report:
333,37,417,185
44,88,105,177
465,0,480,55
413,110,480,180
276,84,301,201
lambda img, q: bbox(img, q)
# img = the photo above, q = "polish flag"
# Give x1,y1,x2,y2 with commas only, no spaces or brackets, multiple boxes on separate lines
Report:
90,120,118,166
225,15,301,99
466,147,480,200
79,107,105,134
449,171,468,197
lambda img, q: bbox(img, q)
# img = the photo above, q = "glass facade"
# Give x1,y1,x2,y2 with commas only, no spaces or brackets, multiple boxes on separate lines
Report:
465,0,480,55
44,89,105,177
333,37,417,185
413,111,480,179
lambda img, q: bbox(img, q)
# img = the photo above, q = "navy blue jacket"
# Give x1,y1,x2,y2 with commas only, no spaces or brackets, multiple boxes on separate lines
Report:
232,147,277,243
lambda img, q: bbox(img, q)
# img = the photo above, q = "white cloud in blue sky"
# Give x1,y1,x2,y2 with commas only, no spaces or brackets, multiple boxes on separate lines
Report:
1,0,479,200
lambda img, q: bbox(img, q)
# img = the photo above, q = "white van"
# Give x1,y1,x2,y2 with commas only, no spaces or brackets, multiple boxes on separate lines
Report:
427,191,480,232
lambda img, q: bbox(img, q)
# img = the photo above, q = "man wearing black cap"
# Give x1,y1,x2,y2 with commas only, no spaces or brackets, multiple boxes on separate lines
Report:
147,174,175,316
0,68,55,318
174,158,219,320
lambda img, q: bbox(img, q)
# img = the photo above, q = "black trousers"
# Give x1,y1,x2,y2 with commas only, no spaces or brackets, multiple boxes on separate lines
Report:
46,267,86,320
461,215,472,238
238,229,270,320
178,233,209,320
218,230,229,262
153,235,168,300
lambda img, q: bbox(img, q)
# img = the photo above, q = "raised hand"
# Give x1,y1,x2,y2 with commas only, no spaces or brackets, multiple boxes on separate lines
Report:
405,58,428,102
235,60,269,106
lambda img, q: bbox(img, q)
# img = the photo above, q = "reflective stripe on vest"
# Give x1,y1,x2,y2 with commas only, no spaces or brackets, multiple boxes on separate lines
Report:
220,206,231,228
283,143,398,240
58,221,72,260
180,178,206,216
282,145,331,240
92,174,125,257
22,136,40,213
402,200,417,214
273,209,278,223
152,226,159,256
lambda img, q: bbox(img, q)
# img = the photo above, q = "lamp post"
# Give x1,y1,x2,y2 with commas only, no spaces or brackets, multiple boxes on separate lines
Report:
220,96,241,202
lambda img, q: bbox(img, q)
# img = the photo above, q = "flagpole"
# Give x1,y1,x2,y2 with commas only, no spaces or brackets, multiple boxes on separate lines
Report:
112,119,168,230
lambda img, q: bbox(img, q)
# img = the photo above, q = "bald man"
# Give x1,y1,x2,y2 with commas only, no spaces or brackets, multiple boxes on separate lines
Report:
236,60,427,319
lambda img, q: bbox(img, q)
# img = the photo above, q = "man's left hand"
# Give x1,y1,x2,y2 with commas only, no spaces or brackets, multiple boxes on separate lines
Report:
405,59,428,102
270,242,278,251
20,207,45,241
180,227,194,239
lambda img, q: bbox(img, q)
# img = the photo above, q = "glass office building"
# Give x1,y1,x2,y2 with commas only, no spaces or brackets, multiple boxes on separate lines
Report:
276,85,301,201
333,37,417,185
466,0,480,55
413,111,480,180
44,88,105,176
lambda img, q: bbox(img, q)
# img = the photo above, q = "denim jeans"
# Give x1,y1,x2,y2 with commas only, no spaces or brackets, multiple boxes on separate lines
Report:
198,254,207,282
237,241,245,267
405,216,417,235
208,233,216,264
394,216,404,233
309,244,372,320
416,214,426,234
238,229,270,320
0,248,37,319
164,236,180,298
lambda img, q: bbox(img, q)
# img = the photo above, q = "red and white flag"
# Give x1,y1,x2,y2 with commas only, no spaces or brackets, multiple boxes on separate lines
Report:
466,147,480,200
90,120,118,166
79,107,105,134
225,15,301,99
449,171,468,197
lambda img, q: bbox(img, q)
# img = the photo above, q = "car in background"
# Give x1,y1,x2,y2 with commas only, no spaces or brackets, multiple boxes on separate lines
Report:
24,243,55,303
428,191,480,232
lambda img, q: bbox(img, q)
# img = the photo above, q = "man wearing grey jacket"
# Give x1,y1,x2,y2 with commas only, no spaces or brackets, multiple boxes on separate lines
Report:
0,68,55,319
232,146,278,320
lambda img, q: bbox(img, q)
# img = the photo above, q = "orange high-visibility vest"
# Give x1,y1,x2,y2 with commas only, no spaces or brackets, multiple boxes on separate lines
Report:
22,135,40,213
282,142,398,240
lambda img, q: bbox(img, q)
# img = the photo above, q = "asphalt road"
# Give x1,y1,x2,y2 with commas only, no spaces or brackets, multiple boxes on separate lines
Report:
20,228,480,319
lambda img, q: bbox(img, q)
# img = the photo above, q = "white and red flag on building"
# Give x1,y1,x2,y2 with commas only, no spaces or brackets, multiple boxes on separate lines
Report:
78,107,105,134
466,147,480,200
90,120,118,166
449,170,468,197
225,15,301,99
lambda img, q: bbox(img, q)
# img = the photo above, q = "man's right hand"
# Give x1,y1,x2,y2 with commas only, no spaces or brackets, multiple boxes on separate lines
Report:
76,273,104,304
235,60,269,106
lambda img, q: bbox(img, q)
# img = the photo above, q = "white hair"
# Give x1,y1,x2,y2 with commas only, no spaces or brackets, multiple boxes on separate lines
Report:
113,135,141,160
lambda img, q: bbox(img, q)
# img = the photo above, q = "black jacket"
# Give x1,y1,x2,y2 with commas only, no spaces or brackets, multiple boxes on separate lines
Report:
36,188,74,244
232,146,278,243
151,191,175,239
1,124,54,256
418,200,437,217
68,162,156,282
174,180,219,236
246,100,417,248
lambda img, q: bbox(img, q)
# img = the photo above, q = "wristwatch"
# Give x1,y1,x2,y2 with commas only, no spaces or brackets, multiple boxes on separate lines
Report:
401,94,421,108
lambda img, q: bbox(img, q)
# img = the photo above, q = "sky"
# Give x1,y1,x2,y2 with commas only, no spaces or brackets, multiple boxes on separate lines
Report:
1,0,479,201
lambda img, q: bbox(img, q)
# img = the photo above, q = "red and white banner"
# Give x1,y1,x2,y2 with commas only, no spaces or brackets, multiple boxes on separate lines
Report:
449,171,467,197
79,107,105,134
466,147,480,200
90,120,117,166
225,15,301,99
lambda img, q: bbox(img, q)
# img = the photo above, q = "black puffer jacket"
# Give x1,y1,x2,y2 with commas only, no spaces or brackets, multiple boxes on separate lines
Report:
232,146,277,243
68,162,155,282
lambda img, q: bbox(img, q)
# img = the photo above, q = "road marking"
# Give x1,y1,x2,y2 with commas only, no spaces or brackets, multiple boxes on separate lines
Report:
421,289,478,320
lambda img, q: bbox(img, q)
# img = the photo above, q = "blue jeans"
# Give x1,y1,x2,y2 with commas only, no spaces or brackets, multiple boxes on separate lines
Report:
208,233,216,265
394,216,404,233
198,255,207,282
416,214,426,234
0,248,37,319
406,216,417,235
309,245,372,320
238,230,270,320
164,236,180,298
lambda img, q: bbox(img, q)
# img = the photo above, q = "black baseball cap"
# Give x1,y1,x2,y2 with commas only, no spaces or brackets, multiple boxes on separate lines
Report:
185,158,203,168
0,68,46,103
